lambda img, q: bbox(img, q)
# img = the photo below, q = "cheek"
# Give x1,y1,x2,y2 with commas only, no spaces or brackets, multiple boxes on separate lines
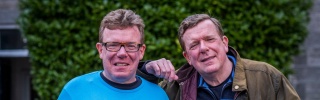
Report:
217,46,228,55
101,54,111,64
102,51,116,61
218,41,228,52
102,51,109,58
188,51,199,62
130,53,141,61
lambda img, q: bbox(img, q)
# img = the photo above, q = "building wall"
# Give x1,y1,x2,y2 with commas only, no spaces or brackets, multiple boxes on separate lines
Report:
0,0,19,28
290,0,320,100
0,0,31,100
10,58,31,100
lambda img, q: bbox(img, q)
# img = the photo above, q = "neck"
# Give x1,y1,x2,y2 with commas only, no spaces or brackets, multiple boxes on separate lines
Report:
201,58,233,86
103,71,137,84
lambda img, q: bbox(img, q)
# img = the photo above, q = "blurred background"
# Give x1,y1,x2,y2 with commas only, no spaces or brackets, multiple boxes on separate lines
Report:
0,0,318,100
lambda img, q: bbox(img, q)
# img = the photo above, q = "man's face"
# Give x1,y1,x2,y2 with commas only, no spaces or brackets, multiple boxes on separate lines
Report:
96,26,145,84
182,19,229,75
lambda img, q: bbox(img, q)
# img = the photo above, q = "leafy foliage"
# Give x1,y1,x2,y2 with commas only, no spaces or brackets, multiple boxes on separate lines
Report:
18,0,311,99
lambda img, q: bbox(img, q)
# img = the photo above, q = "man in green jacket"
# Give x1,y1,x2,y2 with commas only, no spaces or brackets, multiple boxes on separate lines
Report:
138,14,300,100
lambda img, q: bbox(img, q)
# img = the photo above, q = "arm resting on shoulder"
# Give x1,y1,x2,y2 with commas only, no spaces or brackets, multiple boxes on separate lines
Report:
137,61,160,84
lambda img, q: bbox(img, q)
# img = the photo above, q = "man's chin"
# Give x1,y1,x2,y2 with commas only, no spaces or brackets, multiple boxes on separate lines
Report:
113,73,130,78
202,65,221,73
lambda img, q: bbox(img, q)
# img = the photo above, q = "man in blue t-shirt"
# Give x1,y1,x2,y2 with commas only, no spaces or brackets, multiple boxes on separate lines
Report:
58,9,168,100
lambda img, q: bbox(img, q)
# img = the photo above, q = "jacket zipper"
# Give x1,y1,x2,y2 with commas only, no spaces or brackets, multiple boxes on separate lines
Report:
202,87,218,100
220,82,231,97
179,82,184,100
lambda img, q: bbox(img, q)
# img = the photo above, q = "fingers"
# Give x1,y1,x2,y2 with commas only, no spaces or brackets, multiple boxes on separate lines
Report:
145,61,160,76
159,59,169,80
145,58,178,82
163,60,172,81
166,60,179,82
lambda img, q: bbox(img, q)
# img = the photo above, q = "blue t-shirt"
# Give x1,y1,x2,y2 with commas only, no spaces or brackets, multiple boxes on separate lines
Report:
58,71,168,100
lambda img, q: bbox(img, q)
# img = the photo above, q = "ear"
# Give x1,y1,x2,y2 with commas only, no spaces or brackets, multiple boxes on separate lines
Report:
183,51,192,65
96,43,103,59
222,36,229,52
139,44,146,60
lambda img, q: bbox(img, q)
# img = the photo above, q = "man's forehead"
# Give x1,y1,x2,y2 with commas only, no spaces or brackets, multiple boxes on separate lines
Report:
102,27,141,41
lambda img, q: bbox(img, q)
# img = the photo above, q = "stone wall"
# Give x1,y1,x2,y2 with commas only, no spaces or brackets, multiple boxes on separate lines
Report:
0,0,19,28
291,0,320,100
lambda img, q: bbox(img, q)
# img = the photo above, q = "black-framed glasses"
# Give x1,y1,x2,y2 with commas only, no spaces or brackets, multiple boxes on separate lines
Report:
100,42,142,52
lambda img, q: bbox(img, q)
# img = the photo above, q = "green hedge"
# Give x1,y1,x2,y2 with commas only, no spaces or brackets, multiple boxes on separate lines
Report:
18,0,312,99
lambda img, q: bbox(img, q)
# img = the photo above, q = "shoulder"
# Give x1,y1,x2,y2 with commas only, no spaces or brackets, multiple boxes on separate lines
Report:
138,76,165,91
138,76,169,99
139,76,160,87
63,71,102,89
241,59,283,76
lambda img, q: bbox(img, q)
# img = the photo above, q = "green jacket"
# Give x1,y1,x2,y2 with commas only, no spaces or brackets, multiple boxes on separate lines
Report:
138,47,300,100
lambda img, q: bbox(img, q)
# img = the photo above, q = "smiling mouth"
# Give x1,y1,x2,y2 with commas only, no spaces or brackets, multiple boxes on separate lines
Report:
114,63,129,66
200,56,215,62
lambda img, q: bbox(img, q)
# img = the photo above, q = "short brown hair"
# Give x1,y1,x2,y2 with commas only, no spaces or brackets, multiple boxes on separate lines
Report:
178,14,224,51
99,9,145,43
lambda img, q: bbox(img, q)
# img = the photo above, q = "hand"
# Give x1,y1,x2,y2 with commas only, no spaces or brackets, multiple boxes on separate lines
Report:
145,58,179,82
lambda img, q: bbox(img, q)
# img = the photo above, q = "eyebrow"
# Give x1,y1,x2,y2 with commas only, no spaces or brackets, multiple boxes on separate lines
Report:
188,40,199,47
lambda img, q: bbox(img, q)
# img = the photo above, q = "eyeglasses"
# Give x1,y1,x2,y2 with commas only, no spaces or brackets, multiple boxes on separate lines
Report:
100,42,142,52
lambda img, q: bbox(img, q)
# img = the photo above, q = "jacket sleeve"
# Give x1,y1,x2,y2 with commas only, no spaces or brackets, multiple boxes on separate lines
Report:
137,61,160,84
160,80,180,100
276,75,301,100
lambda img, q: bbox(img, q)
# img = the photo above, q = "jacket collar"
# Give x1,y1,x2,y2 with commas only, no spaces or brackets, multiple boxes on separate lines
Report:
228,46,247,92
175,63,196,83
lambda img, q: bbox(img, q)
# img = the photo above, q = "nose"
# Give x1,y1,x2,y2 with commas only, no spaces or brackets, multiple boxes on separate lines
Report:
116,46,127,59
199,40,209,53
